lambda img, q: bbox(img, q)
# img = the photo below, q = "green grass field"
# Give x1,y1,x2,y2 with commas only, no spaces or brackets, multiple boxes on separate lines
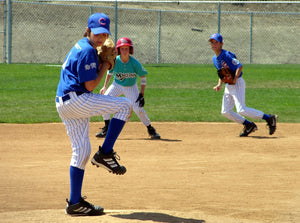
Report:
0,64,299,123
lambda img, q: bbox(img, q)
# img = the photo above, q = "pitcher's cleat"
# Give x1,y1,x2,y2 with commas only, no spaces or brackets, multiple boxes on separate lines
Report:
65,197,104,216
91,146,126,175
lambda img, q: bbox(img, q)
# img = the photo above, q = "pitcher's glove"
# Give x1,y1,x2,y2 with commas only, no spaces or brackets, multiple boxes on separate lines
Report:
135,93,145,107
217,67,236,84
97,38,117,71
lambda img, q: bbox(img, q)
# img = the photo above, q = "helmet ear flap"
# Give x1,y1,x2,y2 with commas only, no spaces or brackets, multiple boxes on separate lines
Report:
130,46,134,55
117,47,132,55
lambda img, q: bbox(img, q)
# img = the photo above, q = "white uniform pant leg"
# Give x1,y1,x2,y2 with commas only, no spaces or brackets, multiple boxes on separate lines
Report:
123,83,151,126
102,81,123,120
57,92,132,122
56,92,132,169
222,82,245,124
232,78,264,119
63,117,91,170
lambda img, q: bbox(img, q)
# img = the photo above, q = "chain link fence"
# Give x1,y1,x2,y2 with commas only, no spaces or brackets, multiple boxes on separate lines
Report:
1,1,299,64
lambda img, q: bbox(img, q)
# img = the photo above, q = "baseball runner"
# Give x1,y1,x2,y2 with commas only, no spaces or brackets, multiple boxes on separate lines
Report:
95,37,161,139
209,33,277,137
56,13,132,216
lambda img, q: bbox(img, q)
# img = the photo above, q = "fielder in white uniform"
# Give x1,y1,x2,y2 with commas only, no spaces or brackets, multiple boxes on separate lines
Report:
56,13,132,216
95,37,160,139
209,33,277,137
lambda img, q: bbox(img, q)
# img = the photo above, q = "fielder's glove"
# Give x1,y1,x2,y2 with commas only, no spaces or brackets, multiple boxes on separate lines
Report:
217,67,236,84
97,38,117,71
135,93,145,107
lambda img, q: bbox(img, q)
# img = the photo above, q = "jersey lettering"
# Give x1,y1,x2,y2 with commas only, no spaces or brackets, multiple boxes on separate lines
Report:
222,61,229,69
85,62,97,71
115,72,137,81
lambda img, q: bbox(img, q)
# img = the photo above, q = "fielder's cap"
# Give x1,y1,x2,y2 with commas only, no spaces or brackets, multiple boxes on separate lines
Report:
209,33,223,43
88,12,111,35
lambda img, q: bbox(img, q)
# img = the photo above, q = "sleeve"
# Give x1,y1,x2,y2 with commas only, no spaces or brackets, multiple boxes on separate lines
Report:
212,55,221,70
225,51,242,71
77,48,99,83
132,57,148,77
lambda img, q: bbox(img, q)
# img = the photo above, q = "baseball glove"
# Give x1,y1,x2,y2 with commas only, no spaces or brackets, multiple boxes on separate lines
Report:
97,38,117,71
217,67,236,84
135,93,145,107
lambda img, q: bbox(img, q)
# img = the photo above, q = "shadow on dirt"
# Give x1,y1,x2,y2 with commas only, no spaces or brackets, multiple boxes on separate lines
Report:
118,138,182,142
111,211,205,223
250,136,278,139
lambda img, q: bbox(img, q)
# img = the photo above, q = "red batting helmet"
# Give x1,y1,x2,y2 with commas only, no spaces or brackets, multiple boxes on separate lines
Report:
116,37,134,55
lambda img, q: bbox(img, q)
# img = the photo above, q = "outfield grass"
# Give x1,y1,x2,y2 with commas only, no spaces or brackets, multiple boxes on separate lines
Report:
0,64,299,123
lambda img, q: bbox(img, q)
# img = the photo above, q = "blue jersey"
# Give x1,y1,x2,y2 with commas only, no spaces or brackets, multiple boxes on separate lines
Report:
212,49,243,77
108,55,148,87
56,37,99,96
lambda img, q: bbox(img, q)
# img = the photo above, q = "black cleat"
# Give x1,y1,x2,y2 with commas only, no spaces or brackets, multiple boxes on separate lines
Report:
239,122,257,137
95,120,110,138
95,127,107,138
266,114,278,135
91,146,126,175
147,125,161,139
65,197,104,216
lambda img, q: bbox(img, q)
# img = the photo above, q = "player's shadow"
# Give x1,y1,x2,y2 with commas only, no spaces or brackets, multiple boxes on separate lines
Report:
111,211,205,223
250,136,278,139
119,138,182,142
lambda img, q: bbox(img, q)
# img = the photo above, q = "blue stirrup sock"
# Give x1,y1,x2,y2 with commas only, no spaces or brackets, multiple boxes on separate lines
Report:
69,166,84,205
243,114,270,125
243,120,252,126
262,114,271,121
102,118,125,154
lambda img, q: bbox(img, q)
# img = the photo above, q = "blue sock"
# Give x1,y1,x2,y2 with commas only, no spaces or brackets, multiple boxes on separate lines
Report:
243,120,251,126
102,118,125,153
69,166,84,205
262,114,270,121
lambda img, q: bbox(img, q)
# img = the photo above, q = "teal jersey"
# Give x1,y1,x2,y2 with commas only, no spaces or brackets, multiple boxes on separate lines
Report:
108,55,148,86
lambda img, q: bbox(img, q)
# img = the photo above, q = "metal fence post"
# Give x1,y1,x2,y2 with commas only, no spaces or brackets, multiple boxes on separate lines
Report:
7,0,12,64
249,12,253,64
217,2,221,34
114,0,118,45
2,0,7,63
157,10,161,64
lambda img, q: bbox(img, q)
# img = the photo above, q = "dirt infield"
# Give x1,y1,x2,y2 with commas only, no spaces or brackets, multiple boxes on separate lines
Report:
0,122,299,223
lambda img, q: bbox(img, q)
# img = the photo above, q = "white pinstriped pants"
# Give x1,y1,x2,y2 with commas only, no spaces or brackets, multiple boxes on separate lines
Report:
103,81,151,126
221,77,264,124
56,92,132,169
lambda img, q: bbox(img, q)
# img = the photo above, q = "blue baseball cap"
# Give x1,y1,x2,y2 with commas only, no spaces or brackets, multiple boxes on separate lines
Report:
88,12,111,35
209,33,223,43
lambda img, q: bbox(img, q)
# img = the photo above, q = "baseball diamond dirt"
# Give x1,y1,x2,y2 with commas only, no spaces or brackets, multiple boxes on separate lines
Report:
0,122,300,223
